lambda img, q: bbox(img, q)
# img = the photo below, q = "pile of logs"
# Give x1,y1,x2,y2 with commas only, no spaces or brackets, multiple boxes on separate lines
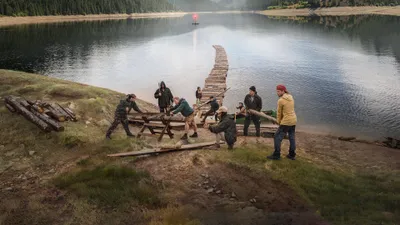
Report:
4,95,77,132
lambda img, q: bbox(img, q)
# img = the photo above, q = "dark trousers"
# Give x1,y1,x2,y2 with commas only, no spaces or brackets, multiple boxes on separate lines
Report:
106,114,132,137
244,115,261,137
273,125,296,157
202,109,217,122
159,106,170,114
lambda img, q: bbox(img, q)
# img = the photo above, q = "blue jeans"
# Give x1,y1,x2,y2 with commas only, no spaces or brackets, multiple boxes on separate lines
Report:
273,125,296,157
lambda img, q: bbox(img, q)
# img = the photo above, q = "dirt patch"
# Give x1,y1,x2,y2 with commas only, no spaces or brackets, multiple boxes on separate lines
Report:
134,151,326,225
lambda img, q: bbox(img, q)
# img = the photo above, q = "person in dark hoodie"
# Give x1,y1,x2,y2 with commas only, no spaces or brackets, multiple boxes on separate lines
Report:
106,94,143,139
154,81,174,113
244,86,262,137
201,96,219,123
195,87,202,106
170,96,198,140
205,106,237,150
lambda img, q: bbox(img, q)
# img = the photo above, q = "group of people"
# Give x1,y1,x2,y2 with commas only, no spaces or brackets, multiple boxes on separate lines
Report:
105,82,297,160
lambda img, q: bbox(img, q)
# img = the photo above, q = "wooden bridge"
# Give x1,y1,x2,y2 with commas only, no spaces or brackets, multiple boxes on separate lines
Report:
198,45,229,116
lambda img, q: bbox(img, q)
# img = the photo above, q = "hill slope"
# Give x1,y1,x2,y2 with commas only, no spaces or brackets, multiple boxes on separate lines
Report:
0,70,399,224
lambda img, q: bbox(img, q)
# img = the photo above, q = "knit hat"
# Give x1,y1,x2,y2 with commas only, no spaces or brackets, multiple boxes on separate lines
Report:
249,86,256,92
276,85,287,92
216,106,228,113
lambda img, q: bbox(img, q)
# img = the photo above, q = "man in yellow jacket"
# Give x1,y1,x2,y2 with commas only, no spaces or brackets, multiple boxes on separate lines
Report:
267,85,297,160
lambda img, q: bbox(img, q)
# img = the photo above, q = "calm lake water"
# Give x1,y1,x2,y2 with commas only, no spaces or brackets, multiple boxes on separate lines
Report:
1,14,399,139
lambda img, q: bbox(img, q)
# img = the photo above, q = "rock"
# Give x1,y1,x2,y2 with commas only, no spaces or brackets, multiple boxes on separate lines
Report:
97,119,111,127
68,102,76,109
0,145,5,151
201,173,209,178
29,151,36,156
207,188,214,193
212,185,216,188
49,169,55,173
19,144,25,150
216,190,222,194
4,187,13,191
230,198,235,201
85,121,91,125
203,181,209,185
5,151,15,157
198,183,202,187
231,192,237,198
250,198,257,203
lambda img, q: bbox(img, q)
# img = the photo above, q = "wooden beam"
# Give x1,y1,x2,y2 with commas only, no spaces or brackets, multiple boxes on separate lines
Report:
107,141,225,157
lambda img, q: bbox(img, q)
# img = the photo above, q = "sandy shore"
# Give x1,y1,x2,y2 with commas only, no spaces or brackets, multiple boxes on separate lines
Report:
259,6,400,16
0,12,187,27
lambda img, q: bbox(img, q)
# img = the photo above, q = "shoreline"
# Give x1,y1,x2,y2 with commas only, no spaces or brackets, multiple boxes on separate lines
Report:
258,6,400,17
0,12,187,27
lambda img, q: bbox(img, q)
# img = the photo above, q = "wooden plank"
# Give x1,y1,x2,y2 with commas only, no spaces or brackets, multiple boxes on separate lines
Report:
143,123,166,128
107,141,225,157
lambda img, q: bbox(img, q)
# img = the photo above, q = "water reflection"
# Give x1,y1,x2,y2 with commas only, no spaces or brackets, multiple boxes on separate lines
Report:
0,14,399,139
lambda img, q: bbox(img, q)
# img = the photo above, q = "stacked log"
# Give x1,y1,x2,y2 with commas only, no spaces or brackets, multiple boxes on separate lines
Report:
4,95,77,132
199,45,229,118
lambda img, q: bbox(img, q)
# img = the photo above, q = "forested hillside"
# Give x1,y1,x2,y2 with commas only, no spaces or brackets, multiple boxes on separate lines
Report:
0,0,174,16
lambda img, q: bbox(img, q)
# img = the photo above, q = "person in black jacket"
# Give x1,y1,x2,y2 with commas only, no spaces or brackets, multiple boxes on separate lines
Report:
195,87,202,106
205,106,237,150
201,96,219,123
244,86,262,137
154,81,173,113
106,94,143,139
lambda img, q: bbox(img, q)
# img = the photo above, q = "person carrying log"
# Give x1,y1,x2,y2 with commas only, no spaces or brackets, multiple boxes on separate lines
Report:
267,85,297,160
195,87,202,106
154,81,174,113
201,96,219,123
106,94,143,139
205,106,237,150
170,97,198,140
244,86,262,137
235,102,246,119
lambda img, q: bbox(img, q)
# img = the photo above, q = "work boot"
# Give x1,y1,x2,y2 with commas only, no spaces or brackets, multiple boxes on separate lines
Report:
181,133,188,140
286,154,296,160
190,132,198,138
267,155,281,160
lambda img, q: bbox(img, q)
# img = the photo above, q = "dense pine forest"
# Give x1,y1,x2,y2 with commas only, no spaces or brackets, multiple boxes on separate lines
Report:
0,0,174,16
0,0,399,16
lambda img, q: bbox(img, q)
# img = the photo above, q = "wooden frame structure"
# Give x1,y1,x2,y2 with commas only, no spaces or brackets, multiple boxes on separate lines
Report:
136,115,175,141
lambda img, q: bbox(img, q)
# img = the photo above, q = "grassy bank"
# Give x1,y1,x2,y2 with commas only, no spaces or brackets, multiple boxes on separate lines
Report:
259,6,400,16
0,12,186,27
0,70,399,224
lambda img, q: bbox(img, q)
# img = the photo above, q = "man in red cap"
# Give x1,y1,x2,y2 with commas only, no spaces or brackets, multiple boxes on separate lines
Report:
267,85,297,160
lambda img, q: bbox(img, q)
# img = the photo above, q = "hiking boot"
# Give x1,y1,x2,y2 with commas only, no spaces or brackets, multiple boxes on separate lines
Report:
127,133,135,137
181,133,188,140
190,132,198,138
286,154,296,160
267,155,281,160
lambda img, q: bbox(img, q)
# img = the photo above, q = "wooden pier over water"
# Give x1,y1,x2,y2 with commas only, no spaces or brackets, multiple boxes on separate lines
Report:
199,45,229,116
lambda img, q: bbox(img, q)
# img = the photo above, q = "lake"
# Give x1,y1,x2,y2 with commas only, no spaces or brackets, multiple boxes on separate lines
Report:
1,13,399,139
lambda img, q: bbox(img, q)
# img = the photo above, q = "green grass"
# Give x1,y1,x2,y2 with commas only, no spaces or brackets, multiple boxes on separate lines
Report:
54,165,162,207
214,145,400,225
